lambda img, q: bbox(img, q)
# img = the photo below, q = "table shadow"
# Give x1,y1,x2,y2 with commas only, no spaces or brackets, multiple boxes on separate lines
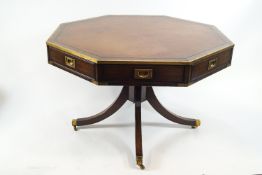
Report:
75,122,194,169
77,122,191,130
146,130,197,170
0,90,6,113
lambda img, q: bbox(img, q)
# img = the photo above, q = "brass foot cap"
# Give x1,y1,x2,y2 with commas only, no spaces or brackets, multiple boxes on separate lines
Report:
136,156,145,170
72,119,78,131
192,119,201,128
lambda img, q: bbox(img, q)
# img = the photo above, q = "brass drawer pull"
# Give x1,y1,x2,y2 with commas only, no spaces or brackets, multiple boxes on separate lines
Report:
208,58,217,70
134,69,152,79
65,56,75,68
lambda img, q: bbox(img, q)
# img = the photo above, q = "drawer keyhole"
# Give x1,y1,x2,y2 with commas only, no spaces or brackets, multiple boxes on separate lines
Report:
134,69,153,79
208,58,217,70
138,71,149,78
65,56,75,68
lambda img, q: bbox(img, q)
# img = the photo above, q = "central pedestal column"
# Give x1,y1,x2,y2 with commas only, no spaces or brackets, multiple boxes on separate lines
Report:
72,86,201,169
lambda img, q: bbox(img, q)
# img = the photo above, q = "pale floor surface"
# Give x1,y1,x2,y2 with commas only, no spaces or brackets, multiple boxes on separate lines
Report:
0,0,262,175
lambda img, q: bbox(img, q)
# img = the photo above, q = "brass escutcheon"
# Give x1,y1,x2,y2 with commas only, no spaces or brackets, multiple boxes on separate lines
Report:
134,69,152,79
208,58,217,70
65,56,75,68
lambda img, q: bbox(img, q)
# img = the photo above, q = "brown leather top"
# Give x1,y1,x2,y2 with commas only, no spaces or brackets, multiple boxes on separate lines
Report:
47,15,233,64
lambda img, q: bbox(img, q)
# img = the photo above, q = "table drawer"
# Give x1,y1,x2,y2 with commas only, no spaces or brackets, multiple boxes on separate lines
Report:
47,46,96,81
97,64,185,85
47,45,233,86
190,48,233,82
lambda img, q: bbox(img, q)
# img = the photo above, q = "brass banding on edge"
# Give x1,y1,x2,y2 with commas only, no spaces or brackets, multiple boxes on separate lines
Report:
47,41,98,63
47,41,233,65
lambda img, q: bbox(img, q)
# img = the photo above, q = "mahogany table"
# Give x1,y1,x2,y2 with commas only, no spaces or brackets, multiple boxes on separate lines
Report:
46,15,234,169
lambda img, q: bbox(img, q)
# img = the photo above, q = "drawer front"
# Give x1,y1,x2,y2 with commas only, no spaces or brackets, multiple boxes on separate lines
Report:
97,64,185,85
191,48,233,82
47,46,96,80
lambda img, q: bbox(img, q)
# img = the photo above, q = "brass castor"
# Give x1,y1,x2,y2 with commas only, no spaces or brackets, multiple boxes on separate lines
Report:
72,119,78,131
136,156,145,170
191,119,201,129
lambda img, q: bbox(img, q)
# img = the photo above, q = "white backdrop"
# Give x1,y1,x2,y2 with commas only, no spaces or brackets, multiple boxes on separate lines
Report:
0,0,262,175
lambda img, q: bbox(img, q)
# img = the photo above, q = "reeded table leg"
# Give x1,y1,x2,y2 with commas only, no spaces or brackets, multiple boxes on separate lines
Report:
146,87,201,128
135,102,145,169
72,86,128,131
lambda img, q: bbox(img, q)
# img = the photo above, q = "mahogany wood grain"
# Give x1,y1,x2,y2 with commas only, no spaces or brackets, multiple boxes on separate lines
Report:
47,15,234,169
76,86,128,126
135,102,143,157
47,16,233,63
47,15,234,86
146,87,197,126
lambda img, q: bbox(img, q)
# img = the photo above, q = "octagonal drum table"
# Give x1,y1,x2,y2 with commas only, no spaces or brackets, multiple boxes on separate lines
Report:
46,15,234,169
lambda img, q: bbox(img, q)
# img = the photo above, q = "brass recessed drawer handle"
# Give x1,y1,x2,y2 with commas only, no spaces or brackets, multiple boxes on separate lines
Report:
65,56,75,68
208,58,217,70
134,69,153,79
